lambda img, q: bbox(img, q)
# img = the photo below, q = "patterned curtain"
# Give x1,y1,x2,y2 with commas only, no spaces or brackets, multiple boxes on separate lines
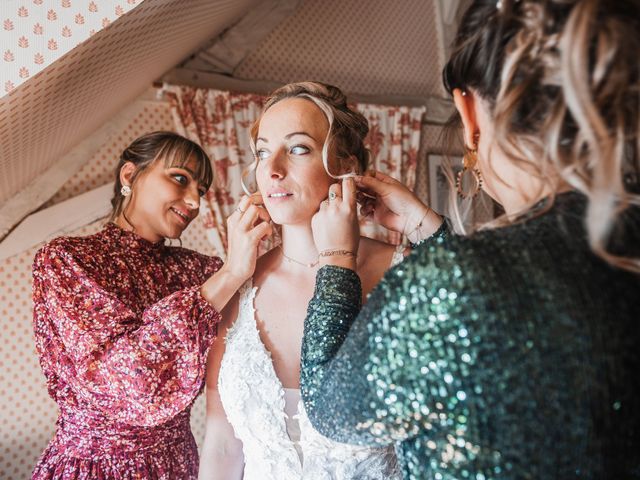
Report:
165,86,424,256
165,87,264,257
355,103,424,245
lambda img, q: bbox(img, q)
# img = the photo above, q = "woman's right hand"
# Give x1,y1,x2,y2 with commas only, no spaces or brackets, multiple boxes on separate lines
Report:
201,194,273,311
222,193,273,283
355,171,443,242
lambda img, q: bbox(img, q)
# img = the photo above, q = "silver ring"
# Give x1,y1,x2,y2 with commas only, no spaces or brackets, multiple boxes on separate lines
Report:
328,191,337,201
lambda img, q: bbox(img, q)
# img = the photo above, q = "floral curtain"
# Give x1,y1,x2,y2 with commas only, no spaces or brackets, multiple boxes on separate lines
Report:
354,103,424,245
165,86,425,256
165,87,264,257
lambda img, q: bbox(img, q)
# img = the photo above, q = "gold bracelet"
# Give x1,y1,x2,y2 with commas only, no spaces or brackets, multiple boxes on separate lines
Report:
318,249,355,258
406,208,431,243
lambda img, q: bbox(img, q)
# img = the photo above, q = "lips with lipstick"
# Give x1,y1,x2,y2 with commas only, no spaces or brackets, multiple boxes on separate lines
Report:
170,206,191,225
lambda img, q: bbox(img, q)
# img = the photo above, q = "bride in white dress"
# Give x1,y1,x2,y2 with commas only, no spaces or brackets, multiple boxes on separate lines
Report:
198,82,403,480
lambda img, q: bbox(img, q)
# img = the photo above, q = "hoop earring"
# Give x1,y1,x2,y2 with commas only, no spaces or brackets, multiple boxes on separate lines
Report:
456,142,483,199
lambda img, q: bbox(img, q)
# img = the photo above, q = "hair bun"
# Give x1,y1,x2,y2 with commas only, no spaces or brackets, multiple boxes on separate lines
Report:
321,84,368,140
322,84,349,108
353,116,369,140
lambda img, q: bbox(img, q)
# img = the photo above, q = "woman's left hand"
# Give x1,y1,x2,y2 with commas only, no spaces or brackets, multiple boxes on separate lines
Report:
311,177,360,270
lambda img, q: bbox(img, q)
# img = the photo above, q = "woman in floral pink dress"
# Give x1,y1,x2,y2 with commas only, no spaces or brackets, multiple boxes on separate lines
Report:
31,131,272,479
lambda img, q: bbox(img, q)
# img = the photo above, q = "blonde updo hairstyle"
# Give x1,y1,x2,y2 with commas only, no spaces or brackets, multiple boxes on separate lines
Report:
443,0,640,272
244,81,369,192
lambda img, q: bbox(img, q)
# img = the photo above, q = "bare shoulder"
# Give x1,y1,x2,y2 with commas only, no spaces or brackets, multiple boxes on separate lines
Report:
357,236,397,268
356,237,401,297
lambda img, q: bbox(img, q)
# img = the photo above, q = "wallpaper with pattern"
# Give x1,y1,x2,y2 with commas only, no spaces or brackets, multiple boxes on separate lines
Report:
1,0,140,95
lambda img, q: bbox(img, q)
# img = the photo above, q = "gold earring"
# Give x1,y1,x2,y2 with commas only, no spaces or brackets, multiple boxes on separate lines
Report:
456,137,483,199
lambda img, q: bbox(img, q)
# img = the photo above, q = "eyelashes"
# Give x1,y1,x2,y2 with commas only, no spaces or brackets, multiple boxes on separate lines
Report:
290,145,310,155
172,173,188,185
256,149,270,161
171,173,207,197
256,144,311,161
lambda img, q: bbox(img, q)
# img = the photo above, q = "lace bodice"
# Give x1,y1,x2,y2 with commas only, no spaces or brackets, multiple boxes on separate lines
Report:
217,247,404,480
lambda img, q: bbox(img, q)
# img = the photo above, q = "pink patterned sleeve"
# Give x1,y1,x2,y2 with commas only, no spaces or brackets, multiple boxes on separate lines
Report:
32,243,223,427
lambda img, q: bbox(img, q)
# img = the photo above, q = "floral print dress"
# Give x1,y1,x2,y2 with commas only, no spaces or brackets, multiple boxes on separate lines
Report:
31,222,223,480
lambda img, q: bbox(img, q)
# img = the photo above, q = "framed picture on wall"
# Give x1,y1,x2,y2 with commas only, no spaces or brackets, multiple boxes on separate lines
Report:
428,154,462,216
427,154,495,229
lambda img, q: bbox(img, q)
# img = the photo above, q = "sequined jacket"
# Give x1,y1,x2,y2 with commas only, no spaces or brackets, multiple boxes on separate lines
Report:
31,222,222,479
301,192,640,480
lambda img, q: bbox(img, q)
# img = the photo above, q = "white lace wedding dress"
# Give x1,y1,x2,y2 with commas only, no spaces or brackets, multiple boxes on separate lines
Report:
217,249,404,480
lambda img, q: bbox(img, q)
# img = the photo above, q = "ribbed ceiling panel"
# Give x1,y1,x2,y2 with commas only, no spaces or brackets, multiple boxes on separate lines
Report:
234,0,445,98
0,0,257,206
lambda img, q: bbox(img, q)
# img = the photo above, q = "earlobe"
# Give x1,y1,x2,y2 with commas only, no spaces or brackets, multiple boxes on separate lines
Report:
452,88,479,149
119,161,136,188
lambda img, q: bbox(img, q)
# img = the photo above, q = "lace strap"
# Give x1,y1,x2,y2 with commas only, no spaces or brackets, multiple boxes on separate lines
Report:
225,279,257,341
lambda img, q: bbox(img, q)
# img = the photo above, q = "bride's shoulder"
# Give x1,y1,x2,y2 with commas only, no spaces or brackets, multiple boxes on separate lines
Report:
358,236,399,264
357,237,405,296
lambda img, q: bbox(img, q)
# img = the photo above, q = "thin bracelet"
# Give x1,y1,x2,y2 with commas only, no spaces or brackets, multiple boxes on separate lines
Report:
406,208,431,243
318,249,356,258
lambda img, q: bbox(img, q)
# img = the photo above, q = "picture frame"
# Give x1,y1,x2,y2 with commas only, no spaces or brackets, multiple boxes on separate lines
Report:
427,153,495,229
428,154,461,216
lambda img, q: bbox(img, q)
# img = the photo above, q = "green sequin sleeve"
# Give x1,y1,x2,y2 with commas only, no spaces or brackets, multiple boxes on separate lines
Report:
301,194,640,479
301,225,469,447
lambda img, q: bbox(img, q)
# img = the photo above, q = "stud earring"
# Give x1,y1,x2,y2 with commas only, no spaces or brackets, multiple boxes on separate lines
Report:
120,185,132,197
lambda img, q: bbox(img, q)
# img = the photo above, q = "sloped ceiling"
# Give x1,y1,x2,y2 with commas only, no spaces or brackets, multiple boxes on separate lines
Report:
171,0,467,101
234,0,447,98
0,0,258,237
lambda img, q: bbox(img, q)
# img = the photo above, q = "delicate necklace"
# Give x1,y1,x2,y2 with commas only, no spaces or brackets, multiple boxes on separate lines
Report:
279,245,319,268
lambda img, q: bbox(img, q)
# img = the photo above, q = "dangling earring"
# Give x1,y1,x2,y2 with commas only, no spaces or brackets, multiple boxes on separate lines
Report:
456,136,483,198
120,185,132,197
166,237,183,248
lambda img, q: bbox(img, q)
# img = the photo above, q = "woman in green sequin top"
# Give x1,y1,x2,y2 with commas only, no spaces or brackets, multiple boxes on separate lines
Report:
300,1,640,479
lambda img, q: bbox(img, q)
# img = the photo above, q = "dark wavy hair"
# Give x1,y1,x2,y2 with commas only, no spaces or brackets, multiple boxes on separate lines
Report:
109,131,213,223
442,0,640,271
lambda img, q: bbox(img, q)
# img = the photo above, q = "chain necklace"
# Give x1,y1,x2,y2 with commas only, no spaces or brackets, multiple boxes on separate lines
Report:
279,245,319,268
